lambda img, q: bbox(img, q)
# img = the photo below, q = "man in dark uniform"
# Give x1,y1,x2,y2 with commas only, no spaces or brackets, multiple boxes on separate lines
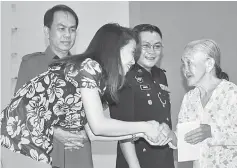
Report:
14,5,93,168
109,24,175,168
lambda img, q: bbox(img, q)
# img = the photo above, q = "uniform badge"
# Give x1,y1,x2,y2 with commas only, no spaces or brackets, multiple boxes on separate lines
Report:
140,85,151,90
159,84,170,92
135,75,143,83
137,69,143,73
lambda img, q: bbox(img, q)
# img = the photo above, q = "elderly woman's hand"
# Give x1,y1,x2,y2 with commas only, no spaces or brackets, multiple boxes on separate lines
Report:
184,124,212,144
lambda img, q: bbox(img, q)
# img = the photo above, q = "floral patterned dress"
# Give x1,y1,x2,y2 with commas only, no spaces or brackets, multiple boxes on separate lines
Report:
178,80,237,168
0,58,105,165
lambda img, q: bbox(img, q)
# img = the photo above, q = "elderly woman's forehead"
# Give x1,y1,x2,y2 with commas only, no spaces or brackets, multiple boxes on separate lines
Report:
182,51,206,61
182,53,194,61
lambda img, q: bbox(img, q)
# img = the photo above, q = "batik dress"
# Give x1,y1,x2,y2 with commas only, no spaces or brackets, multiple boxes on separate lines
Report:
178,80,237,168
1,58,105,165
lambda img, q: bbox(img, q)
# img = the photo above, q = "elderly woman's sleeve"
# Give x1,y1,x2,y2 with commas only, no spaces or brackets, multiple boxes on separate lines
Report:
208,88,237,146
178,93,189,124
168,93,189,149
173,94,189,139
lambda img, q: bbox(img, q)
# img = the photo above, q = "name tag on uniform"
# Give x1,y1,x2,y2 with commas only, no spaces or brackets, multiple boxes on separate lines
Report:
140,84,151,90
159,84,170,92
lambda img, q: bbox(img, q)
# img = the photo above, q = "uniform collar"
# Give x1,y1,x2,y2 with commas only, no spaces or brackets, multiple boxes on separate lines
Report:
132,63,162,83
133,63,156,76
45,46,71,60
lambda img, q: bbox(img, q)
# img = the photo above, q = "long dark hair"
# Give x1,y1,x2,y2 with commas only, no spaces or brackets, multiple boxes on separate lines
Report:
50,23,138,102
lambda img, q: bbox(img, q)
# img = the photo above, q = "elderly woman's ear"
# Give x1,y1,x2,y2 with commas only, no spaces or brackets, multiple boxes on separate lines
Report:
205,57,215,73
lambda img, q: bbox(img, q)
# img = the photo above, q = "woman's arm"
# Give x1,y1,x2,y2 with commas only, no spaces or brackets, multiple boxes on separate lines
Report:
81,88,159,140
85,122,141,168
84,123,143,141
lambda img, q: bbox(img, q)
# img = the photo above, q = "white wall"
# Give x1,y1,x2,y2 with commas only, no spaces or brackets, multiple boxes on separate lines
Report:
1,2,12,111
74,1,129,54
1,1,129,168
129,1,237,168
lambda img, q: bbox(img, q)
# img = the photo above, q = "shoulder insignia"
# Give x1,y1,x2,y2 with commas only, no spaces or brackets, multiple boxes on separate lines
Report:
22,52,45,61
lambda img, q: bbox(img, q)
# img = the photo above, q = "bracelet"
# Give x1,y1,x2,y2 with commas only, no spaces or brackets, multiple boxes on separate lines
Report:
132,134,137,141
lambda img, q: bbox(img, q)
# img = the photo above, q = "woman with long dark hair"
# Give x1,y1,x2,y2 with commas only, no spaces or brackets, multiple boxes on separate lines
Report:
1,23,162,168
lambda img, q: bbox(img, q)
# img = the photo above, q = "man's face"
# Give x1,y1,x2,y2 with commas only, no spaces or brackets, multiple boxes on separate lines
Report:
137,31,163,70
46,11,77,54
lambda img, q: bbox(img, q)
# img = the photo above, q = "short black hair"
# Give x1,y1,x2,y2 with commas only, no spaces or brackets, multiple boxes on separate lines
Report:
133,24,162,39
44,4,79,29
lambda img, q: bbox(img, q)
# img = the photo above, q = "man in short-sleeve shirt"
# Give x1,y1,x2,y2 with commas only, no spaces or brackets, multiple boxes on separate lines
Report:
14,5,93,168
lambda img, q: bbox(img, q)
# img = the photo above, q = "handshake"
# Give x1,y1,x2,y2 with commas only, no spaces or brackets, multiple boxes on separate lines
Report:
137,120,176,147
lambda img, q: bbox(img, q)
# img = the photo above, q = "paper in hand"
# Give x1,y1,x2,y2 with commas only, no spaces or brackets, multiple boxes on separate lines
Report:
177,121,201,162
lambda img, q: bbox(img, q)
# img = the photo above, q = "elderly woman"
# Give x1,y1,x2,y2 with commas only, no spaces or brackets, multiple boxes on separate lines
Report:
168,39,237,168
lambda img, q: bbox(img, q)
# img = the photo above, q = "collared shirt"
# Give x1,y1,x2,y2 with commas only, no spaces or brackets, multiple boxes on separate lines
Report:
14,47,70,93
110,63,174,168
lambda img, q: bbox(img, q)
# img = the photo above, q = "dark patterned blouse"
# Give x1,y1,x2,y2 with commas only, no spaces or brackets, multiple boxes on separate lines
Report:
0,58,105,165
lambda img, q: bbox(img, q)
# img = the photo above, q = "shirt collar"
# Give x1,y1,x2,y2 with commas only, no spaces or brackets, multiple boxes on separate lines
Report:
133,63,160,79
133,63,150,75
45,46,71,60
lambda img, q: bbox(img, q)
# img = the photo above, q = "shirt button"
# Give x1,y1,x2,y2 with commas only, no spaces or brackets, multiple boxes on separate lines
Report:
147,93,150,96
154,81,156,84
143,148,146,152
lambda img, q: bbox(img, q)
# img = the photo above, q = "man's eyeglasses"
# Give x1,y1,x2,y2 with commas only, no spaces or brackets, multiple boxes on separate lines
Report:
141,43,163,51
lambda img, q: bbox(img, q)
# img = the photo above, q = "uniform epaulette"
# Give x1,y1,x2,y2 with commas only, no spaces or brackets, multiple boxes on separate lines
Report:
22,52,44,61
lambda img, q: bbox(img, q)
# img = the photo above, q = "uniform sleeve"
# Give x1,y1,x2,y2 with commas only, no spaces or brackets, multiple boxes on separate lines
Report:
74,58,103,90
208,88,237,146
110,85,135,121
14,58,33,94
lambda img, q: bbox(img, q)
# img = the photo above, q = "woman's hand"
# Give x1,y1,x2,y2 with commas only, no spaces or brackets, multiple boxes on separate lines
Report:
143,134,172,146
184,124,212,144
54,127,87,150
144,120,161,143
142,121,170,146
